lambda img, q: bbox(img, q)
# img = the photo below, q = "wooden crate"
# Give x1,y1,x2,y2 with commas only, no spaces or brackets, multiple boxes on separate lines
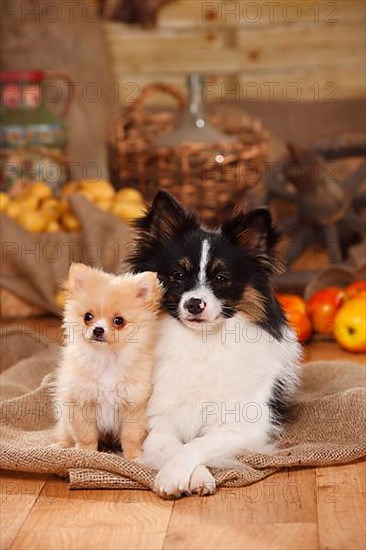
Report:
104,0,365,106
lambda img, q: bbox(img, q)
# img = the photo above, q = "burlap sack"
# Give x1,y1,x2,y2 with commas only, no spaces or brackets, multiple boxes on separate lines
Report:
1,330,365,490
0,195,133,316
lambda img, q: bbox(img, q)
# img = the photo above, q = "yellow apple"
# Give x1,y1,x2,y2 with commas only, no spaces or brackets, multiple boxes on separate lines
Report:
334,297,366,353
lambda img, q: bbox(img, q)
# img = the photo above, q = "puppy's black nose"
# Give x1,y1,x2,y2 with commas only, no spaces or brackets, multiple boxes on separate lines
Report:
185,298,206,315
93,326,105,337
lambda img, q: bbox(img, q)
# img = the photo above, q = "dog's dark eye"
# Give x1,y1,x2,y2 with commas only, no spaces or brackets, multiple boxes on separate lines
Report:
113,316,125,327
215,274,227,286
84,312,94,323
171,271,185,284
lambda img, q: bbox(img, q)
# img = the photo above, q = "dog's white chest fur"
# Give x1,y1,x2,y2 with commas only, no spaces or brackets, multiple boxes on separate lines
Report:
146,313,300,453
57,345,145,435
85,354,127,433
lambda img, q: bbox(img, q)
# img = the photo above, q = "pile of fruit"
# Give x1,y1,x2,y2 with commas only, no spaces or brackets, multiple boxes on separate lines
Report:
0,181,146,232
277,281,366,352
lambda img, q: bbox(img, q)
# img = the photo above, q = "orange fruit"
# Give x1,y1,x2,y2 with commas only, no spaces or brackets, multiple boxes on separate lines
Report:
276,294,312,343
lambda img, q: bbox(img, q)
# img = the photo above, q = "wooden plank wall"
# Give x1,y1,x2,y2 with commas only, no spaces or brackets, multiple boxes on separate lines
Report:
104,0,365,106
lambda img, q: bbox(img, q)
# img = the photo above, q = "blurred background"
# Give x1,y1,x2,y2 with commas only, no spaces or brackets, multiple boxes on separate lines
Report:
0,0,365,351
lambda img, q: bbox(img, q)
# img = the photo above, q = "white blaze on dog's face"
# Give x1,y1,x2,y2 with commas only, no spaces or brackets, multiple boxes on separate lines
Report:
178,239,223,330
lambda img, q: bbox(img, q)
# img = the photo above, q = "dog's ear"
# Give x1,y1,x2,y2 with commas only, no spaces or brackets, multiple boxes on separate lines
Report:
133,271,162,303
221,208,279,256
135,190,198,240
66,262,92,293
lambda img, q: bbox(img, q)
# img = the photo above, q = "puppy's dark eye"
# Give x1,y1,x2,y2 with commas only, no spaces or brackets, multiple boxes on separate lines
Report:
215,274,227,286
171,271,185,284
113,316,125,327
84,312,94,323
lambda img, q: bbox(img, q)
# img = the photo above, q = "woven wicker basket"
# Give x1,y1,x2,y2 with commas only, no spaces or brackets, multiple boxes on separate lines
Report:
108,83,270,226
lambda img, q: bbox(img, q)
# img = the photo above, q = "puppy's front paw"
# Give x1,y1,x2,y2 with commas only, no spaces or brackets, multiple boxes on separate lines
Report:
49,440,74,449
75,441,98,451
154,460,193,499
123,450,142,461
189,465,216,496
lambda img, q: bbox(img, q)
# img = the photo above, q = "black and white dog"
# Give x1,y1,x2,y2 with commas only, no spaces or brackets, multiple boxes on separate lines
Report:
129,191,301,498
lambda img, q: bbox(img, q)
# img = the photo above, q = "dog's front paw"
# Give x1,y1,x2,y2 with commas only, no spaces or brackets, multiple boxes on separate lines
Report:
154,459,193,499
189,465,216,496
137,452,160,469
75,441,98,451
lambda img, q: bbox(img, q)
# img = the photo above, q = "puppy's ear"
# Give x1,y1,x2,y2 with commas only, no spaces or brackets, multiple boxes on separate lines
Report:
134,271,162,303
135,190,198,240
221,208,279,256
67,263,92,293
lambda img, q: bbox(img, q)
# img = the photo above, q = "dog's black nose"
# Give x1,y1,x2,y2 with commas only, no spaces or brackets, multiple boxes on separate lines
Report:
93,326,105,337
185,298,206,315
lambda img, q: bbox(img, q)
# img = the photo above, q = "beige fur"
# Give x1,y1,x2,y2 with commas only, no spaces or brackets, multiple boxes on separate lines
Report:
53,263,161,459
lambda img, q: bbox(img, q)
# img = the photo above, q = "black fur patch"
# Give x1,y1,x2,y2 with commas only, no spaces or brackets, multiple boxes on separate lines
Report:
98,432,122,453
268,376,296,426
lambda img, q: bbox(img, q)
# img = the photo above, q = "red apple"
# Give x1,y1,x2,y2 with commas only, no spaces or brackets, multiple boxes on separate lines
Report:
306,287,345,335
276,294,312,343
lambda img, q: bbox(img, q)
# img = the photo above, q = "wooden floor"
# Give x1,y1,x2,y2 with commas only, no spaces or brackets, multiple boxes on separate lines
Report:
1,329,365,550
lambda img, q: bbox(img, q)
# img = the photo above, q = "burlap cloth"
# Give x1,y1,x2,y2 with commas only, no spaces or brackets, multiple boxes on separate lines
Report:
0,330,365,491
0,195,133,316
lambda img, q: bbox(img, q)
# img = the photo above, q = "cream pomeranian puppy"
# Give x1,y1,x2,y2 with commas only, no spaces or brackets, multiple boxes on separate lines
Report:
53,263,161,459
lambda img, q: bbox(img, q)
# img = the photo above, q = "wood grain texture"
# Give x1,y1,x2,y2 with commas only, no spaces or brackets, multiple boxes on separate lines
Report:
0,472,47,550
105,0,366,104
165,522,318,550
159,1,363,27
106,22,365,74
317,462,366,550
106,26,240,74
304,342,366,364
11,480,173,550
164,468,318,550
